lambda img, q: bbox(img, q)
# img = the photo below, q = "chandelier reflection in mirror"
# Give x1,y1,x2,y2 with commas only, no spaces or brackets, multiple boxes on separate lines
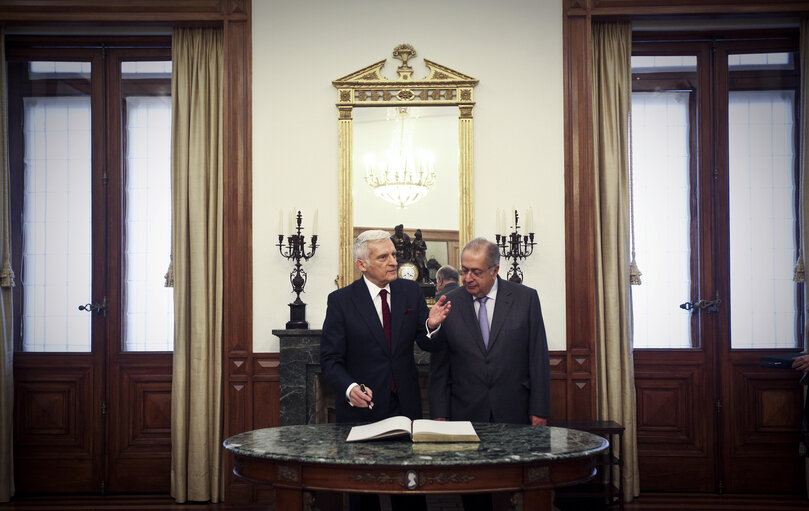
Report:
363,107,436,208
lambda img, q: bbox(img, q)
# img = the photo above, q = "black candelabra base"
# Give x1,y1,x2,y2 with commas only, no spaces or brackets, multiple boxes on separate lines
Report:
286,299,308,329
278,210,318,330
496,209,535,285
508,260,524,284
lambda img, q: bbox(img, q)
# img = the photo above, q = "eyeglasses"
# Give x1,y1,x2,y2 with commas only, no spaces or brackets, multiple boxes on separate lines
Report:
460,267,492,278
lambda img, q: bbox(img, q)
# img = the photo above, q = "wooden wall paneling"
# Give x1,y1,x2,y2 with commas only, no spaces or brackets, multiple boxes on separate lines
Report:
0,0,234,22
588,0,809,15
252,356,281,430
221,3,254,503
563,8,597,421
225,357,252,505
1,0,255,503
549,352,568,420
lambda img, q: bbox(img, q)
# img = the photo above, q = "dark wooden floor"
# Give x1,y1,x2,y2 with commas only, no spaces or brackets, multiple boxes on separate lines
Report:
0,494,266,510
621,493,809,511
2,493,809,510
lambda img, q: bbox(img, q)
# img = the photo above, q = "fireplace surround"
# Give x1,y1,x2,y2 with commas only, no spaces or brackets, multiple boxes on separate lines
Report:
275,329,431,425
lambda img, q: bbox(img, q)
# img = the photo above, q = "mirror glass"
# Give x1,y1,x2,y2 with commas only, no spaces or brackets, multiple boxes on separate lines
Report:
353,105,459,229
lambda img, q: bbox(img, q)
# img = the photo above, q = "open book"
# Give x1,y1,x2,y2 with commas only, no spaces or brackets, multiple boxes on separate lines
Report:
346,416,480,443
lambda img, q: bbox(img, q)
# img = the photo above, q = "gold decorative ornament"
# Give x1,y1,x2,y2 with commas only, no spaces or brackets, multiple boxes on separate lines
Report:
333,45,478,287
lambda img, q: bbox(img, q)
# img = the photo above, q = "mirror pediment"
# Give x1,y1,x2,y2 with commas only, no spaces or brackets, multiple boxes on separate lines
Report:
333,44,478,288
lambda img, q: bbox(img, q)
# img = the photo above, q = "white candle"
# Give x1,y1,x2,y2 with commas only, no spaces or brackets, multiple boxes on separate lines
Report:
495,209,500,234
312,209,319,235
278,210,283,235
528,207,535,233
289,209,295,233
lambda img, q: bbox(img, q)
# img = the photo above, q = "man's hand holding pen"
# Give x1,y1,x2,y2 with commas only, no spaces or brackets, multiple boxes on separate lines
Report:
350,383,374,409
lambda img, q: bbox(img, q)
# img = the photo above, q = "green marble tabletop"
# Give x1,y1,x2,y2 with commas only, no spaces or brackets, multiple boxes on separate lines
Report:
223,423,608,467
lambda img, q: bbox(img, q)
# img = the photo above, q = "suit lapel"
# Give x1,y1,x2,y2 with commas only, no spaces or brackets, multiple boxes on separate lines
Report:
488,277,512,350
455,290,487,355
389,280,404,352
350,279,387,350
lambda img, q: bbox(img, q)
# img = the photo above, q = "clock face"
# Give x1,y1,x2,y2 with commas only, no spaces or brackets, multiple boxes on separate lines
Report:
398,263,418,281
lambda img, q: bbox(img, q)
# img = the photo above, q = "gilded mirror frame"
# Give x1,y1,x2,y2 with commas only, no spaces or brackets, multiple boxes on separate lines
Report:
333,44,478,287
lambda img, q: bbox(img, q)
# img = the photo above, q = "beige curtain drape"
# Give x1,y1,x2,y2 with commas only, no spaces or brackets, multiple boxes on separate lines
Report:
0,26,16,504
169,27,224,504
592,21,641,501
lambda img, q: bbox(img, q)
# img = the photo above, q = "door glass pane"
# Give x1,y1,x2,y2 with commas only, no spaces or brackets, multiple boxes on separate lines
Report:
729,89,797,349
122,61,173,352
631,55,697,73
631,91,693,349
728,52,794,71
22,94,92,352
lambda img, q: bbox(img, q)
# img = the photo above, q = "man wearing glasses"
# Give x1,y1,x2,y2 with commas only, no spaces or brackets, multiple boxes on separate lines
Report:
429,237,550,511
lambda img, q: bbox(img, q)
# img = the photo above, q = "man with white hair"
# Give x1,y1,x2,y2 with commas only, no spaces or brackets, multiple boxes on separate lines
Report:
320,229,451,511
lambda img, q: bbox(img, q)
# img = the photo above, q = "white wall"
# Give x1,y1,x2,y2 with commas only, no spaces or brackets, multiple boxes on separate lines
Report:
252,0,566,352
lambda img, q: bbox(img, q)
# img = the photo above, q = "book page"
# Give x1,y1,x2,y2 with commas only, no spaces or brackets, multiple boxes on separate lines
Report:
411,419,480,442
345,415,413,442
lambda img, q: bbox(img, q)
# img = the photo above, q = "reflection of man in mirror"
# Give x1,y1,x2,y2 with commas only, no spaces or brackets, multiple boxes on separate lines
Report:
435,265,460,297
391,224,411,263
411,229,429,283
426,257,441,281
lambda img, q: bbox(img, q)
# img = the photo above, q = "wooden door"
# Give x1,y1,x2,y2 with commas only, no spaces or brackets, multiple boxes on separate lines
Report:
631,40,720,492
631,32,805,494
713,39,805,494
7,39,174,494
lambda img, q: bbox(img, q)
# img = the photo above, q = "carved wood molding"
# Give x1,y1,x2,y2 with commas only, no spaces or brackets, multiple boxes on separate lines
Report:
348,470,476,488
565,0,809,16
0,0,250,22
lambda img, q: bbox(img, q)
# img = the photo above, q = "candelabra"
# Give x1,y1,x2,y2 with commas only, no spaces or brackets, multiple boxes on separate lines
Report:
495,209,536,284
277,210,318,329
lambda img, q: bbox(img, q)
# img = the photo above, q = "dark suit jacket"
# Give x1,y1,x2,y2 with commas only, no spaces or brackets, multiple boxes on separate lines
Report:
320,277,442,424
435,281,459,298
429,277,550,424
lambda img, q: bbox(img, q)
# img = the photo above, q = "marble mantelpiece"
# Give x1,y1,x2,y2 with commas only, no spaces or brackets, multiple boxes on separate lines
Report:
275,329,323,426
275,329,431,426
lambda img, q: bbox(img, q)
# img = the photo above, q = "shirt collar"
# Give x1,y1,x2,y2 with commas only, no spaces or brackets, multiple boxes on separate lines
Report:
362,275,391,298
476,277,498,302
485,277,498,301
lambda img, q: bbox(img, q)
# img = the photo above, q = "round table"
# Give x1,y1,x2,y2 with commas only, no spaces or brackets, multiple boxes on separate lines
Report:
224,422,608,511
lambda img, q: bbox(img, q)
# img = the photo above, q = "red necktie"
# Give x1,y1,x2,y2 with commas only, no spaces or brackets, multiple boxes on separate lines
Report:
379,289,396,393
380,289,391,348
